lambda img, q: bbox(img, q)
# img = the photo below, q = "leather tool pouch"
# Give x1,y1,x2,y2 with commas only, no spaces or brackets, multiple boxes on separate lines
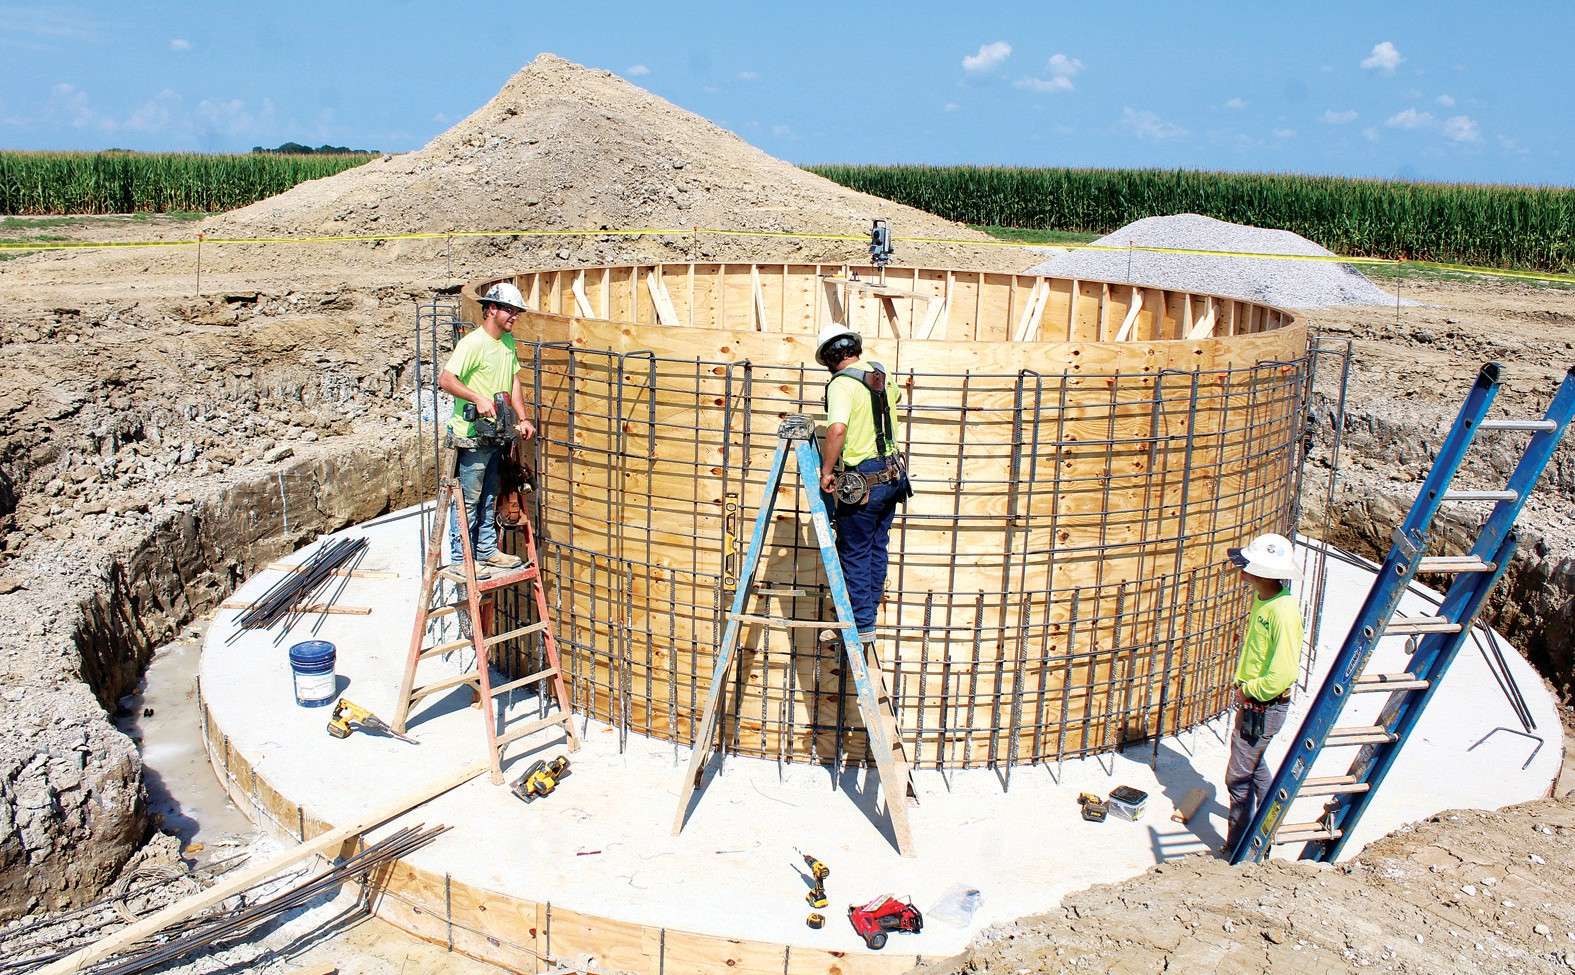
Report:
1241,703,1268,743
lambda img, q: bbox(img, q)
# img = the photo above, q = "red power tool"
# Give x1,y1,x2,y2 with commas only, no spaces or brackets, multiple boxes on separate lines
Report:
847,894,923,950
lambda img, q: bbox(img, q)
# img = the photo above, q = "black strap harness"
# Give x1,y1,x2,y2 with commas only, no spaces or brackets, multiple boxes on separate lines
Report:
826,362,897,459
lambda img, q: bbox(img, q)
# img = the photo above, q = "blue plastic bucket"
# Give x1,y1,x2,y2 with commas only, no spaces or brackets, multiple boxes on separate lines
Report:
288,640,337,707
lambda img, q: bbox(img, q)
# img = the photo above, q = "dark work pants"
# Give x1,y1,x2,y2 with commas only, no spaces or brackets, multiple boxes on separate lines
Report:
833,458,907,640
1225,699,1290,853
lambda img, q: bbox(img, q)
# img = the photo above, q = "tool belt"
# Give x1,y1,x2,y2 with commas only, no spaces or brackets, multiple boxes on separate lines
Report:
1238,689,1290,743
833,455,907,506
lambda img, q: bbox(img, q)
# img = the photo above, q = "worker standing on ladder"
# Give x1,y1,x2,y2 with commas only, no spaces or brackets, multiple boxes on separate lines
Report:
814,325,911,646
1222,532,1304,855
438,282,536,578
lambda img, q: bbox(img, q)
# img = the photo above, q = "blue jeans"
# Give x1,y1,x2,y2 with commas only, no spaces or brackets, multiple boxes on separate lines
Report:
449,444,502,564
833,458,908,638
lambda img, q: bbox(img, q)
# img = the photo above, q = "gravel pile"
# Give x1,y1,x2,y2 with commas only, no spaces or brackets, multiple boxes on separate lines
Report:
1026,213,1409,310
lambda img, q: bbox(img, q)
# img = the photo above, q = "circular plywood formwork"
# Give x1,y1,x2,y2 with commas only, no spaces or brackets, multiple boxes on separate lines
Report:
461,262,1308,769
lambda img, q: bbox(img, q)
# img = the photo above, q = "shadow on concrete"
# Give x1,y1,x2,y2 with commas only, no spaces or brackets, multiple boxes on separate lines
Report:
1144,738,1227,863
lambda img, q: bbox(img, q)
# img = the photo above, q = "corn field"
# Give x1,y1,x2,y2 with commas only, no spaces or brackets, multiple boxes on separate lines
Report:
807,164,1575,273
0,151,372,215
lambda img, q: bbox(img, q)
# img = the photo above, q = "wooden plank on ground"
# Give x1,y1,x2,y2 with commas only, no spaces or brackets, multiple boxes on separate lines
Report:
37,764,486,975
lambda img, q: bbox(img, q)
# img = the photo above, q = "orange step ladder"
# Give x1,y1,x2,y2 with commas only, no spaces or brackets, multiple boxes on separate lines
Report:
392,480,578,783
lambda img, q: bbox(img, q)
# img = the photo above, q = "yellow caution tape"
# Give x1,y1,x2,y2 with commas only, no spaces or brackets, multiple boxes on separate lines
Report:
1,223,1570,285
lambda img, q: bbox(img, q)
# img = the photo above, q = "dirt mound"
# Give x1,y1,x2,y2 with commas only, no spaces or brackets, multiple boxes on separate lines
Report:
1027,213,1405,309
919,795,1575,974
204,53,986,267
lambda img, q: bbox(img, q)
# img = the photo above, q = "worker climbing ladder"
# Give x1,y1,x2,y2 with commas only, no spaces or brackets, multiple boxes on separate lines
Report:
392,479,579,784
1232,363,1574,865
671,414,919,856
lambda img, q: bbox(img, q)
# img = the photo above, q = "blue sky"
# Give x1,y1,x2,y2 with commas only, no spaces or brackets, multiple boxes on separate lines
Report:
1,1,1569,186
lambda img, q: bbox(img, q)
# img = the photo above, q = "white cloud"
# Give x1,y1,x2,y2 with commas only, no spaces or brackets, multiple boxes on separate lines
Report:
1321,109,1358,124
1361,41,1403,73
1385,107,1433,129
736,70,759,81
1223,97,1247,110
168,37,191,51
48,82,108,131
943,101,960,112
962,40,1011,73
1119,106,1186,141
432,112,448,125
1362,126,1380,142
1442,114,1480,142
1435,93,1455,107
194,96,276,137
1015,52,1083,93
770,123,792,138
626,64,650,77
126,89,180,132
1497,134,1528,156
1272,128,1297,140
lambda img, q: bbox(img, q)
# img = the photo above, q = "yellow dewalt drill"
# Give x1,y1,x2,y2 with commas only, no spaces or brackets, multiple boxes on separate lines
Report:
326,698,418,745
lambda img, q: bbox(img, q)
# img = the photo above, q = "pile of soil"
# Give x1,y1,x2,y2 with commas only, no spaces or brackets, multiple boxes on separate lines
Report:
7,55,1005,305
920,795,1575,974
1027,213,1406,309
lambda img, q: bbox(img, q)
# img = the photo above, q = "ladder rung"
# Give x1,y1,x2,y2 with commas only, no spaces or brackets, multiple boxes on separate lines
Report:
1387,615,1461,635
1416,556,1495,573
489,667,558,697
494,712,572,750
418,636,472,661
407,671,480,702
1299,775,1371,798
1479,418,1557,432
727,613,841,629
484,621,548,647
1274,823,1342,844
1441,489,1518,503
425,604,462,620
753,587,812,597
1353,672,1430,692
1326,725,1397,746
439,565,539,590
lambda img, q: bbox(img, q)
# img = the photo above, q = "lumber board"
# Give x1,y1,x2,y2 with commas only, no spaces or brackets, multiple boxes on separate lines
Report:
38,764,487,975
264,562,396,580
219,600,372,615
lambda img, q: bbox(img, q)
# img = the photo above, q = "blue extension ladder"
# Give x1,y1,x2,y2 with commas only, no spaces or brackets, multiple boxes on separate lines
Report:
669,415,918,856
1232,363,1574,864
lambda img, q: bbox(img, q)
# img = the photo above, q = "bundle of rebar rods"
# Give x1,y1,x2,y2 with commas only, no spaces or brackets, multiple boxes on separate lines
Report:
13,824,447,975
229,536,368,637
0,853,252,974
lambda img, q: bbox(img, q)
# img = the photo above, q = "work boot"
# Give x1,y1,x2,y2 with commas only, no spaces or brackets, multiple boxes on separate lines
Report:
480,550,526,571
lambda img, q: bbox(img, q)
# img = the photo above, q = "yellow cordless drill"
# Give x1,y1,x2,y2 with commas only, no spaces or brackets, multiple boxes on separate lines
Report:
799,849,830,909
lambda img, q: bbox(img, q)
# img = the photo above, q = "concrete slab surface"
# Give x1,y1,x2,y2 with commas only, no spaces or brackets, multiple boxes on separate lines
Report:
198,504,1560,959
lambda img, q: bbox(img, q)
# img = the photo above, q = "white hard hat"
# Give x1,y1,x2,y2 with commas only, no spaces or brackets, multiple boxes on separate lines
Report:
1228,533,1298,581
815,324,860,360
481,281,528,312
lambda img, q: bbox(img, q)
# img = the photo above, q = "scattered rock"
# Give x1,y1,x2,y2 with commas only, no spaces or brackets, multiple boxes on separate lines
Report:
262,445,294,464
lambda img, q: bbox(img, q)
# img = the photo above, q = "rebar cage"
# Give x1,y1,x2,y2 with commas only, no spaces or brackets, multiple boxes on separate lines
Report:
415,277,1345,776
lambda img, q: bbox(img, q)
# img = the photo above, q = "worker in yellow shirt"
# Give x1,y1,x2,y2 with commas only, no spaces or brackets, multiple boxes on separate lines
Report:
438,282,535,577
1223,532,1304,855
814,325,911,646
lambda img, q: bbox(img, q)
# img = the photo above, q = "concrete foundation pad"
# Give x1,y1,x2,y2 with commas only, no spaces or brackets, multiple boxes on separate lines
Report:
198,504,1560,972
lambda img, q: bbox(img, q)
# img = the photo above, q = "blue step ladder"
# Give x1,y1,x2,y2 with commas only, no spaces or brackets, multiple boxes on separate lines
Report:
670,415,918,856
1232,363,1574,864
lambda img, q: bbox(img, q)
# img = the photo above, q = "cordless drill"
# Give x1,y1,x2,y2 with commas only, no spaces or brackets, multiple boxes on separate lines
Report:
462,393,517,444
800,850,830,909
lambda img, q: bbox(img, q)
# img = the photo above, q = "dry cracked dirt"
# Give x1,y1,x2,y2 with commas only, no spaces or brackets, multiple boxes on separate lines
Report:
1,52,1573,975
